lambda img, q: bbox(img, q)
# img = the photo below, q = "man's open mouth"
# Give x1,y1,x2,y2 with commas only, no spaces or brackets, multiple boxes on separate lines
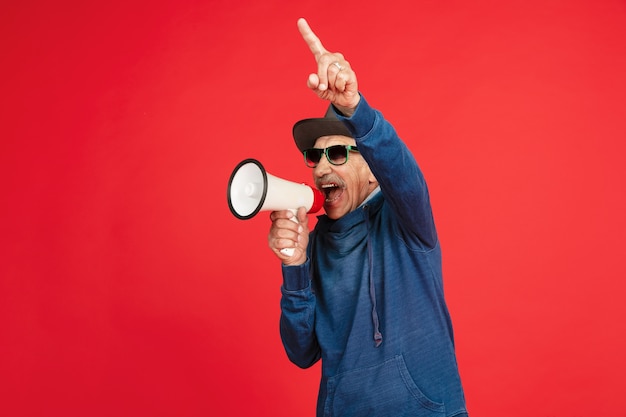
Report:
321,183,344,203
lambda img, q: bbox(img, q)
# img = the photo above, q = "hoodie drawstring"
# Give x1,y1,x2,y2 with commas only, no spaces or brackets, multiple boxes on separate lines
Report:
365,205,383,347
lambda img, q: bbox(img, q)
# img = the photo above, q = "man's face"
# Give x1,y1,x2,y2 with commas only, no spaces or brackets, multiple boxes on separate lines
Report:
312,135,378,220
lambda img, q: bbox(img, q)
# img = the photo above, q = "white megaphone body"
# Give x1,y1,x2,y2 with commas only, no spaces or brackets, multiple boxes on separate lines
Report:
227,158,324,256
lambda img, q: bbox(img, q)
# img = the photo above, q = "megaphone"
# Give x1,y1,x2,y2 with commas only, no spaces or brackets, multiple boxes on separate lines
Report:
227,158,324,256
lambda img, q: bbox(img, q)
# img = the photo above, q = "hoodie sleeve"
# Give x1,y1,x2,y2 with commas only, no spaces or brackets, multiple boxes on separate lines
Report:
334,96,438,248
279,260,321,368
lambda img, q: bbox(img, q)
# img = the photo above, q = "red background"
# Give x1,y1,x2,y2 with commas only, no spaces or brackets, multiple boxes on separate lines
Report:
2,1,626,416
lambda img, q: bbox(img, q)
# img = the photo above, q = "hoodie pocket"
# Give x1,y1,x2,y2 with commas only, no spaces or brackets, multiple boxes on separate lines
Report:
324,355,445,417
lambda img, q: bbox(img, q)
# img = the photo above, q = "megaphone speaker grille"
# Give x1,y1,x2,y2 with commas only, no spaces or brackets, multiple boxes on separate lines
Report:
227,159,268,220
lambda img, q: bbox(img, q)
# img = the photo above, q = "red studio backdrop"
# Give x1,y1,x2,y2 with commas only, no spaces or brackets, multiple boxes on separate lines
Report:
2,1,625,416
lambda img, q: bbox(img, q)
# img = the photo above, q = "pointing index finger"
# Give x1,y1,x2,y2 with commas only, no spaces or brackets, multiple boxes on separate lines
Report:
297,18,327,60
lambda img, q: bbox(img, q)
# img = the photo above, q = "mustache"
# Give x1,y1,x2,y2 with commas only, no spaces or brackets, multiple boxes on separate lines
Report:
315,174,345,189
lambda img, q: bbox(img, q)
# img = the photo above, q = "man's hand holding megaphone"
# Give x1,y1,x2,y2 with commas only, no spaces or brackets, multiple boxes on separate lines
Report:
268,207,310,265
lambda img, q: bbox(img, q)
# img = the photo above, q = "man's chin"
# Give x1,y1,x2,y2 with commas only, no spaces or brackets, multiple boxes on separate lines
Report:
323,204,346,220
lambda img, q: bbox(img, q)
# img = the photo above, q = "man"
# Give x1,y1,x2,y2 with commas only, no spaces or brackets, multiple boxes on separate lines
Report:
268,18,468,417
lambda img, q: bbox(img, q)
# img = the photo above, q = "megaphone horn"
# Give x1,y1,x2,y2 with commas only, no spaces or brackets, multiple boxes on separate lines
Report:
227,158,324,219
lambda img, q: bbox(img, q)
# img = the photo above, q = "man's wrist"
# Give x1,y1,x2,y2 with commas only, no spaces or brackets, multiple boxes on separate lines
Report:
333,94,361,117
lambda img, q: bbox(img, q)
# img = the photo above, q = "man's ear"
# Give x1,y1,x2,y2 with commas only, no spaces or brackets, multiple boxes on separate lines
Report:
368,173,379,188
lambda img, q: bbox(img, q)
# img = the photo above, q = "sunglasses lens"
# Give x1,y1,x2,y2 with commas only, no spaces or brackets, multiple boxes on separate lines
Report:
304,149,323,167
327,146,348,165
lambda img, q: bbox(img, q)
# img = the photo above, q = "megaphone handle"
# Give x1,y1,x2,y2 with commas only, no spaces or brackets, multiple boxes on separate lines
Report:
279,209,299,257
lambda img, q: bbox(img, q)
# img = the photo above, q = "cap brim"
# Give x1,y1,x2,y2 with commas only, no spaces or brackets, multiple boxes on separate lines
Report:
293,118,353,152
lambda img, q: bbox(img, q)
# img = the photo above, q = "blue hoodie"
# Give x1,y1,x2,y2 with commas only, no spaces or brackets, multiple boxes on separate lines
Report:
280,96,468,417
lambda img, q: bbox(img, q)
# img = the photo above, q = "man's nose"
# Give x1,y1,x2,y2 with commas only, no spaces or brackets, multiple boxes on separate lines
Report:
314,156,332,176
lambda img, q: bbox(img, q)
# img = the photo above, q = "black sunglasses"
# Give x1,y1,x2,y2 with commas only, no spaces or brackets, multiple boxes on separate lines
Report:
303,145,359,168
